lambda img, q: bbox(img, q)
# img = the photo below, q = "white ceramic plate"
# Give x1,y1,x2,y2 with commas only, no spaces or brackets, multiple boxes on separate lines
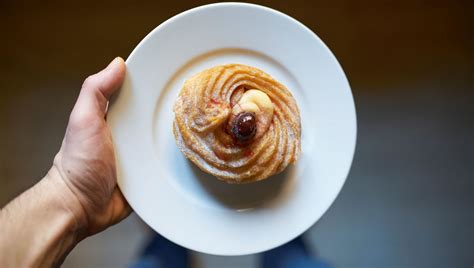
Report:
108,3,356,256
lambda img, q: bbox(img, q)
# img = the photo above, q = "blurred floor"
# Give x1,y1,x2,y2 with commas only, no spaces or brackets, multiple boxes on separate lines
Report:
0,0,472,267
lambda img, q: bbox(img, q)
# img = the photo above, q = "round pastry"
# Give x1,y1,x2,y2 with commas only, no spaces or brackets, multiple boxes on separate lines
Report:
173,64,301,183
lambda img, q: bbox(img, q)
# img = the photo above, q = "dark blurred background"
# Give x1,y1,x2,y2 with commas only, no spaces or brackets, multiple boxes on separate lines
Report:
0,1,472,267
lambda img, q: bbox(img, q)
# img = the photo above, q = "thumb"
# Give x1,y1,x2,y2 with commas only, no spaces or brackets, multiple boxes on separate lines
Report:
70,57,126,124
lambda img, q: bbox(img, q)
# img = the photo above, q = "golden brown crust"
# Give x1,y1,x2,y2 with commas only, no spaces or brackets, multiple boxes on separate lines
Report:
173,64,301,183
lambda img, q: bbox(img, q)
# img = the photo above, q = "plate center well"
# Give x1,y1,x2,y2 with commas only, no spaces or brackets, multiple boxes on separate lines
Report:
153,48,309,210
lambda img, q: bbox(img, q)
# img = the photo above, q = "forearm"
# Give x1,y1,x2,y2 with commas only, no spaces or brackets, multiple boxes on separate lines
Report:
0,168,85,267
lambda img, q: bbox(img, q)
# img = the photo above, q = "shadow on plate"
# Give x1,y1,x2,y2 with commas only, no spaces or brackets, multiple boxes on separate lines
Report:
188,160,294,210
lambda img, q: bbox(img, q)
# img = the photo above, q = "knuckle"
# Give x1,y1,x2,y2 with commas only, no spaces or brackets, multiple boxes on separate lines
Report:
82,75,98,91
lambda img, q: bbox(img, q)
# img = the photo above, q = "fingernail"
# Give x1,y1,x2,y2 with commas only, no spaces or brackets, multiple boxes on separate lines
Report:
107,57,123,69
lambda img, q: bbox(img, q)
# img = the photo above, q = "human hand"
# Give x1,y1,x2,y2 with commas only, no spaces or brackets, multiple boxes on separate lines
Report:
49,57,131,237
0,58,132,267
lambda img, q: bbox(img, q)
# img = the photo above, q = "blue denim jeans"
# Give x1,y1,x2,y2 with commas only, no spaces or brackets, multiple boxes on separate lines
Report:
130,235,331,268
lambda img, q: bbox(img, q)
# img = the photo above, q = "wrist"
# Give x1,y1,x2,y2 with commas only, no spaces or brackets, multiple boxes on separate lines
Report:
44,165,89,236
37,176,83,266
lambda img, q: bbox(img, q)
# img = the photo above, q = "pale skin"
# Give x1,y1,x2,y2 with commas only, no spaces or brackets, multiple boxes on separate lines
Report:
0,58,131,267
